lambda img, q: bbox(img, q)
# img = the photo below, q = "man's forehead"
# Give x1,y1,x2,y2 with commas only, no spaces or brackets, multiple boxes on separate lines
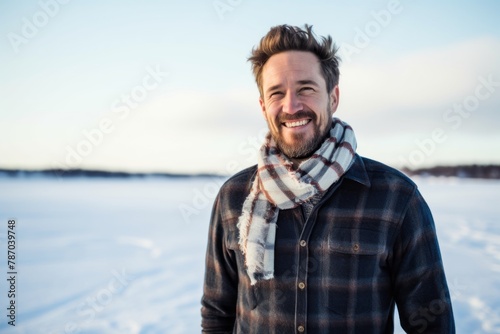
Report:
261,51,323,90
263,51,320,70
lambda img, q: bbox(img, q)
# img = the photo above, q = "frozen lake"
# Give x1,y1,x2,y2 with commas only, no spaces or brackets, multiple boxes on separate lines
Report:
0,175,499,333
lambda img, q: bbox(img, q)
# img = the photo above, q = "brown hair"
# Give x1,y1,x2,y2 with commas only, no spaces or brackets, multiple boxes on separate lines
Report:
248,24,340,97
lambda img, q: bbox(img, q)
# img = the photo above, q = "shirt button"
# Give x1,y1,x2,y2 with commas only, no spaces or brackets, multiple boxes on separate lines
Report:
298,325,305,332
299,240,307,247
353,243,360,252
298,282,305,289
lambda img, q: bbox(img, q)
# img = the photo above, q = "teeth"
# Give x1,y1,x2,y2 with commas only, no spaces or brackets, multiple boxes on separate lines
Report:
285,119,309,128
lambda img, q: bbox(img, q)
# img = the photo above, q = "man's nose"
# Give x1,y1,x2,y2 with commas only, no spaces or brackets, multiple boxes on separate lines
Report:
282,93,302,114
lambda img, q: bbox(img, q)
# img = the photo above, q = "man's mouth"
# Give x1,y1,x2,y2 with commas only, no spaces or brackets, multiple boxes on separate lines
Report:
282,119,311,128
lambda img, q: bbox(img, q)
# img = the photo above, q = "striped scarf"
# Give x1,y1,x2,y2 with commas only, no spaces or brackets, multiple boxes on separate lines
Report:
237,118,357,285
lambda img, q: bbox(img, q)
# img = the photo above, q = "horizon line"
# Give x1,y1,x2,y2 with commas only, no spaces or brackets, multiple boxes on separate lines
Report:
1,164,500,179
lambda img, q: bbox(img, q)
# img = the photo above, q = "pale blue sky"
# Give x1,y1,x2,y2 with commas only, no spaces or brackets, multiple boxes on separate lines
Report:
1,0,499,174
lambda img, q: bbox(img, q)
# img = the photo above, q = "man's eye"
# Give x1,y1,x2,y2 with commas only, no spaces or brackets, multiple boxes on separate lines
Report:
300,87,314,92
270,92,283,98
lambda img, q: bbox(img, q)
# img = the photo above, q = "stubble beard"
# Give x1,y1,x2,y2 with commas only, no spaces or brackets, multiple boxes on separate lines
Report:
270,108,332,160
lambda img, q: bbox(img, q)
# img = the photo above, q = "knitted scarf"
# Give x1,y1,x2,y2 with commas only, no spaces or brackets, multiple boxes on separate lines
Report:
237,117,357,285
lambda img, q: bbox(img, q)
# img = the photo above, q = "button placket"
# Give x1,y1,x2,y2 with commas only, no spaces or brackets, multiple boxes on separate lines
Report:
296,235,308,334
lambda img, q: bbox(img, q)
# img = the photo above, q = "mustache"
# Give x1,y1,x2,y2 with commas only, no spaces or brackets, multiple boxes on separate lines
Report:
277,110,316,123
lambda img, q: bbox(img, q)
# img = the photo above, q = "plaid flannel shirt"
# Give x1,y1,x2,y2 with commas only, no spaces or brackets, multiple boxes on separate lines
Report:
201,155,455,333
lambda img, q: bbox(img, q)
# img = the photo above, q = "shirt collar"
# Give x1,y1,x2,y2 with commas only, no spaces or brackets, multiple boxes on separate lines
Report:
343,154,371,187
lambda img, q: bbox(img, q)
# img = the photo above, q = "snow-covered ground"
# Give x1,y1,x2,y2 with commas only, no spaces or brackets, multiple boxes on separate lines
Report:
0,175,499,333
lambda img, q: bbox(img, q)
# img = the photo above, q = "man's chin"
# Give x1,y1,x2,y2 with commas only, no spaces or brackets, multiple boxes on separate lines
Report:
277,141,317,160
275,131,328,160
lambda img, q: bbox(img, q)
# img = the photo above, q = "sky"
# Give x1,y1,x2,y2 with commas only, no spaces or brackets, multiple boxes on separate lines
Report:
1,0,499,174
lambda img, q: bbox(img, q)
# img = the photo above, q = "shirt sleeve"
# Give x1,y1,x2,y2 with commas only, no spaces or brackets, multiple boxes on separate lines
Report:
201,192,239,333
392,187,455,333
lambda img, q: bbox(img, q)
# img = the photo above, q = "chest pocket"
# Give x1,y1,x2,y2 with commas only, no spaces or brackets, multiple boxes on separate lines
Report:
328,227,387,255
325,226,390,316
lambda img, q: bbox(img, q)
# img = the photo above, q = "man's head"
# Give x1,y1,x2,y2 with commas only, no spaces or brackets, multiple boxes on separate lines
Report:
249,24,340,98
248,24,341,161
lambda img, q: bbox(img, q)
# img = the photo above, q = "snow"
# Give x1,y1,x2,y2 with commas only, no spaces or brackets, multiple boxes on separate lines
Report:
0,176,499,333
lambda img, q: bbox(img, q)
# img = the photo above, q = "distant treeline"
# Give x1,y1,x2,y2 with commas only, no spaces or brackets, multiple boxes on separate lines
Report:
1,166,500,179
402,165,500,179
0,168,221,179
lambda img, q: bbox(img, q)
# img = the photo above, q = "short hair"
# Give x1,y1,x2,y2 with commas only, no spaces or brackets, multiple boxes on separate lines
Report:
248,24,340,97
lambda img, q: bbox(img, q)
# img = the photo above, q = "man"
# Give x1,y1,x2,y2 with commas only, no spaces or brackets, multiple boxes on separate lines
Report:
201,24,455,333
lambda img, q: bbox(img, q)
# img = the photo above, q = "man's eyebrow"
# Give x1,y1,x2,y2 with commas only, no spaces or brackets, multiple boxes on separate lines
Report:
297,79,320,86
265,84,282,94
265,80,320,94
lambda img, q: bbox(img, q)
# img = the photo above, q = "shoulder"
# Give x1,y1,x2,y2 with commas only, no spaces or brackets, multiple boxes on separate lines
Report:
216,165,257,220
343,156,420,214
220,164,257,194
359,156,417,192
346,157,432,233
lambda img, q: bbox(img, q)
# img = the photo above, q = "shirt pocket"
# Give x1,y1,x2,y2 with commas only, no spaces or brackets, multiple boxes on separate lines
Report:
328,227,387,255
325,226,390,316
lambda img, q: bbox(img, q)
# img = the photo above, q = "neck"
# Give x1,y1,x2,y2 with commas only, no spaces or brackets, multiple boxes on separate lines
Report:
289,157,306,170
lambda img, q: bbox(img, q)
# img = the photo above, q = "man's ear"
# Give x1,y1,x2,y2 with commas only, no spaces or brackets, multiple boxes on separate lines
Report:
259,96,266,118
329,85,340,115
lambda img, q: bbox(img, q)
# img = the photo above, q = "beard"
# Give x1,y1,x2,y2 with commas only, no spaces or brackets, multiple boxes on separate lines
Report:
270,108,332,159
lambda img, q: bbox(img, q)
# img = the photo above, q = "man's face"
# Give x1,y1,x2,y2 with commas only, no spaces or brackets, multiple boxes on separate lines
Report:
259,51,339,159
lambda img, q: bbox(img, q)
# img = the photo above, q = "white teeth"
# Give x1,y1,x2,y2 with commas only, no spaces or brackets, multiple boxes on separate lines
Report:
285,119,309,128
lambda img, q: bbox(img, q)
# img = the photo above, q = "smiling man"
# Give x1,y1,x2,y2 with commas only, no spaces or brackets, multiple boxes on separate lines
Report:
259,50,338,166
201,24,455,333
